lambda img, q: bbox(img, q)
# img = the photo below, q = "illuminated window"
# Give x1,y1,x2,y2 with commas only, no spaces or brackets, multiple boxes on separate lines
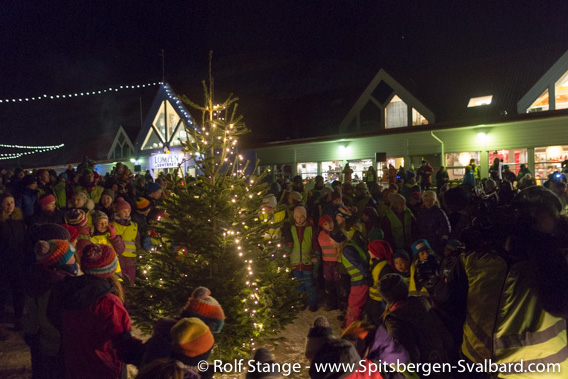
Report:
467,96,493,107
385,95,407,128
347,159,373,182
555,71,568,110
412,109,428,125
445,152,480,180
535,145,568,181
297,162,318,181
527,89,549,113
322,161,342,183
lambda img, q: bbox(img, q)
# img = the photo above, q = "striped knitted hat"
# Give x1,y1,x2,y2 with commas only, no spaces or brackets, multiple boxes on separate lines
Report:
80,243,118,278
135,197,151,212
35,239,76,267
182,287,225,333
66,209,88,228
171,317,215,358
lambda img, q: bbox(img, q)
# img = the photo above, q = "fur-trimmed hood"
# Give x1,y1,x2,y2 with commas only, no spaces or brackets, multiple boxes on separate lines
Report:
0,207,23,222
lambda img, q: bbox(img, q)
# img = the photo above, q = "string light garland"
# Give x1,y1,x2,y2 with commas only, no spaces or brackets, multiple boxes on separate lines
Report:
0,82,162,104
0,143,64,160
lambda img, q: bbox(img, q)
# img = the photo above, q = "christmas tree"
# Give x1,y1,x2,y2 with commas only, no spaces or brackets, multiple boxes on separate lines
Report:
129,57,300,359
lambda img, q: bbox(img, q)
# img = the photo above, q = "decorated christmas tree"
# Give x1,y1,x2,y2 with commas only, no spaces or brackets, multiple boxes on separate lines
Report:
129,58,300,359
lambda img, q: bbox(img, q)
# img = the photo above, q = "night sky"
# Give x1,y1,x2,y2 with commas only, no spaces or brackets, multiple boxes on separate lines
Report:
0,1,566,151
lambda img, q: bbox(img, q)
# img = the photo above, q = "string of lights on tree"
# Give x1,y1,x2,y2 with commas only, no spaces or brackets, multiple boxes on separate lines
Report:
0,143,64,161
0,82,162,104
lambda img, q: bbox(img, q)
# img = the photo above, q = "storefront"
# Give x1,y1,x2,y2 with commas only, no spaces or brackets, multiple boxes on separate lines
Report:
535,145,567,182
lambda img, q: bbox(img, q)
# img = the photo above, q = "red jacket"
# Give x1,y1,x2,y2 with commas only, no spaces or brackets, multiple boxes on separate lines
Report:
49,276,142,379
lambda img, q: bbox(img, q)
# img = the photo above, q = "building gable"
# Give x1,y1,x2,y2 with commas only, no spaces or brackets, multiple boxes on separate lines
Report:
134,82,197,153
107,125,136,160
338,69,435,133
517,50,568,114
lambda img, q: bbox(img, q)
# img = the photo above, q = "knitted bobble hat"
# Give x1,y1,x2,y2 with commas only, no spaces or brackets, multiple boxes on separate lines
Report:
29,223,71,243
171,317,215,358
66,209,88,228
136,197,151,212
182,287,225,333
80,243,118,278
35,239,75,267
91,210,109,226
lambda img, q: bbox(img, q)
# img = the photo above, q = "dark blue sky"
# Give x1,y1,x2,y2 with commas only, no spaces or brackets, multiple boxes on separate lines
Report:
0,0,566,146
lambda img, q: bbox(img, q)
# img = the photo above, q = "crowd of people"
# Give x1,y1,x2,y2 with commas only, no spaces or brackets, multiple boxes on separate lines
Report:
0,162,179,378
258,163,568,378
1,158,568,378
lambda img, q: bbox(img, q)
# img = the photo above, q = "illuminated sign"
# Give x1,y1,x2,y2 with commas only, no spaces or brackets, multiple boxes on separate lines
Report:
151,153,185,169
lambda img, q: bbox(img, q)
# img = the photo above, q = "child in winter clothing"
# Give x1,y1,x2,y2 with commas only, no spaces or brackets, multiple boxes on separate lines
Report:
365,239,395,327
24,239,78,379
392,249,410,279
112,198,139,285
95,189,116,218
68,190,94,226
317,214,341,310
341,226,372,327
142,287,225,367
304,316,334,361
90,210,125,279
169,317,215,379
47,243,144,379
65,208,91,241
27,194,65,226
410,239,437,297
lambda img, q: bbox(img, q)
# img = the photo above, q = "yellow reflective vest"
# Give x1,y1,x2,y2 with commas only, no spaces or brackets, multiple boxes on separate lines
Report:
369,259,389,301
385,208,412,249
112,221,138,258
290,225,313,268
461,252,568,378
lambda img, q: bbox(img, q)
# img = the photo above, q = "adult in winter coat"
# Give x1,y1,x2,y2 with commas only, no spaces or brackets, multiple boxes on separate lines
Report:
378,274,454,376
458,187,568,377
47,243,144,379
381,193,417,252
0,192,30,330
415,191,450,255
16,174,38,219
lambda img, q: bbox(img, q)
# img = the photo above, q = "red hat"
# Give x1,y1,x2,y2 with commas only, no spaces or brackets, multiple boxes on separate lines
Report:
38,194,56,208
368,240,393,264
61,224,79,243
318,214,333,228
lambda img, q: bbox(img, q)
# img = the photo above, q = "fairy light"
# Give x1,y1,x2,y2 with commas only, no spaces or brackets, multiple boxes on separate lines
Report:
0,143,64,161
0,82,162,104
